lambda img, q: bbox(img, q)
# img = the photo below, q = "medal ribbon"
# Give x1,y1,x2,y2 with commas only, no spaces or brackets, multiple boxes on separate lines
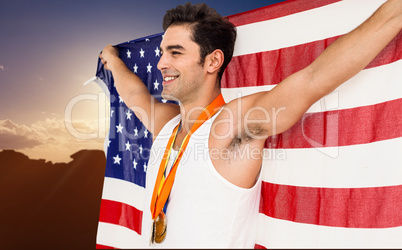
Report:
150,94,225,220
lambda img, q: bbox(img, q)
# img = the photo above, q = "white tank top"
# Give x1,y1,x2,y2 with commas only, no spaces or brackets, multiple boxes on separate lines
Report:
141,112,262,248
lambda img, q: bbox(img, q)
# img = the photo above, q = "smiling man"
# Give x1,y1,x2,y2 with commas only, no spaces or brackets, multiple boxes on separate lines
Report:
100,1,401,248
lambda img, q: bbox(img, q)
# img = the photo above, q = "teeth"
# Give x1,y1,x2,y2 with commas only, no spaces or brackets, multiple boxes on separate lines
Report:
164,76,178,82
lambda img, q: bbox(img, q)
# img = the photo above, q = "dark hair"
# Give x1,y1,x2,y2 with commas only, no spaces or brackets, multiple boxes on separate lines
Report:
162,2,237,83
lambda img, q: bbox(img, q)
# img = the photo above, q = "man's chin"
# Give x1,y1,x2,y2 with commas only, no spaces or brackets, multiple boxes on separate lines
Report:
161,92,179,102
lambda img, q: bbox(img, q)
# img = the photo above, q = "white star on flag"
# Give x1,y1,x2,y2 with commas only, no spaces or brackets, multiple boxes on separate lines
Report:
126,110,132,120
113,154,121,165
147,63,152,73
144,130,149,138
143,163,147,172
154,79,159,90
119,96,124,103
133,64,138,73
125,141,131,151
134,127,138,136
116,123,124,133
155,47,160,57
133,159,138,169
139,144,143,154
126,49,131,58
139,48,145,58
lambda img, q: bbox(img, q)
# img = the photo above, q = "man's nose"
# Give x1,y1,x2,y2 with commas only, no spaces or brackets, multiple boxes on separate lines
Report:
157,53,168,71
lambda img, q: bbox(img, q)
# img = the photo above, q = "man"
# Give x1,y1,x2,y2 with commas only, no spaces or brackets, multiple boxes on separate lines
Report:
100,1,401,247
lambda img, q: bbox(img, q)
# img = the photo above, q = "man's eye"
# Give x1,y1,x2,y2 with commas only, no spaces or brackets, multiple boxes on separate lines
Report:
172,51,181,55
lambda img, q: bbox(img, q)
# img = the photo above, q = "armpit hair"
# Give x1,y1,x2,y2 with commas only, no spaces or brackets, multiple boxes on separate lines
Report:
229,124,268,149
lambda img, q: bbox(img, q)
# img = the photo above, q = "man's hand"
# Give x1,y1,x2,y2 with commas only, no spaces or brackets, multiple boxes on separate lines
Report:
100,44,119,71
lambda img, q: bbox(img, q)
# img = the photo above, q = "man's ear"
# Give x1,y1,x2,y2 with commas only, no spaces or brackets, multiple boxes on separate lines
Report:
206,49,224,74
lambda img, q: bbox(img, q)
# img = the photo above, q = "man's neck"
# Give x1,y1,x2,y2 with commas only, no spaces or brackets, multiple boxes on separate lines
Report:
178,89,221,135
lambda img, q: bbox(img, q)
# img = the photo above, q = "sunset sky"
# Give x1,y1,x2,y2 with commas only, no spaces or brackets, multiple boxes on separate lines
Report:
0,0,284,163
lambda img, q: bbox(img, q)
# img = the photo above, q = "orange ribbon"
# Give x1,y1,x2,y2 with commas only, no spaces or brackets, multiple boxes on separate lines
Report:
150,94,225,219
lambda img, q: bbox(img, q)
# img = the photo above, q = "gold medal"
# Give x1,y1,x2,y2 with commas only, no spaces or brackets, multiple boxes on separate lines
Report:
154,211,167,243
149,212,167,245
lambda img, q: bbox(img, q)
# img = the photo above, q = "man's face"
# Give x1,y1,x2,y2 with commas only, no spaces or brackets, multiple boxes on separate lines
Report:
158,24,205,103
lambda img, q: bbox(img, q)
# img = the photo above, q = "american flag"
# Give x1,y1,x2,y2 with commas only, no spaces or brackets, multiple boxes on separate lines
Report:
94,0,402,248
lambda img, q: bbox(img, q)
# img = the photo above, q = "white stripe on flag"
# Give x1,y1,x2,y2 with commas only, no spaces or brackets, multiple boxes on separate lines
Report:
97,222,142,248
101,177,145,210
234,0,386,56
222,59,402,113
262,137,402,188
256,214,402,248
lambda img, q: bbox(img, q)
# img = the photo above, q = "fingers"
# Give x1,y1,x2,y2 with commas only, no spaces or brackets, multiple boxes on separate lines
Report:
101,60,107,67
99,52,109,70
99,53,106,66
100,44,119,70
99,46,109,66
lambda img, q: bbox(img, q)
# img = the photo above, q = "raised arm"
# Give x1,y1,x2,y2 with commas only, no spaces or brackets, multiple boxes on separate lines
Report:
240,0,402,138
100,45,179,138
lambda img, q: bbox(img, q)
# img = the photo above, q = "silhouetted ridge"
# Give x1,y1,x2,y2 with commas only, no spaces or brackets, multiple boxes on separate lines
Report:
0,149,106,250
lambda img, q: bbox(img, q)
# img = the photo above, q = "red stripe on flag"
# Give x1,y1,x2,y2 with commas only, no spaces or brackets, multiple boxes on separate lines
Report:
266,98,402,149
222,33,402,88
223,36,338,87
254,243,268,249
96,244,118,249
367,31,402,68
98,199,143,235
228,0,342,27
260,182,402,228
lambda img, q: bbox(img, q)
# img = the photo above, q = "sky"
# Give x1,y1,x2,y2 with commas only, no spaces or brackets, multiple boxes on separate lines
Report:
0,0,285,163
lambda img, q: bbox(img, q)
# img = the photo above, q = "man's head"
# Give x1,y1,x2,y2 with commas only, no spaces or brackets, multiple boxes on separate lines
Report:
162,3,237,83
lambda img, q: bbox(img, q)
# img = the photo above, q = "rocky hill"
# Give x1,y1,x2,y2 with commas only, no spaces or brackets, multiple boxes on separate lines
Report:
0,149,106,250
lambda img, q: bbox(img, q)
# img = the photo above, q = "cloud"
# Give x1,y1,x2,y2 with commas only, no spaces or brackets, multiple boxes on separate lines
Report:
0,132,42,149
0,120,43,149
0,118,106,163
